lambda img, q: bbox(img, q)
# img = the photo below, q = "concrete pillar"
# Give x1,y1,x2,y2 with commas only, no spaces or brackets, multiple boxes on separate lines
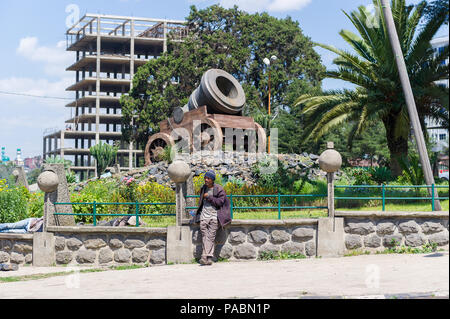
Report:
13,166,29,190
53,136,58,154
166,160,193,264
32,232,55,267
186,173,195,222
175,183,187,227
166,226,192,264
43,137,47,160
48,137,52,155
60,131,65,158
37,164,76,230
95,15,101,145
327,172,335,220
317,217,345,258
316,142,344,258
319,142,342,219
163,21,168,53
129,19,135,169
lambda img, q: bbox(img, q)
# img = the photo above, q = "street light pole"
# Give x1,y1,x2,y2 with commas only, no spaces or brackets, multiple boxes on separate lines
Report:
380,0,441,210
268,67,271,153
264,55,277,154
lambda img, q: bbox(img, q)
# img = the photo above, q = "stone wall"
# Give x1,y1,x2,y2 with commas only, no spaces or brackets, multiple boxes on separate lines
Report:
189,219,318,261
1,212,448,267
0,234,33,265
73,151,323,191
49,226,167,267
336,211,449,252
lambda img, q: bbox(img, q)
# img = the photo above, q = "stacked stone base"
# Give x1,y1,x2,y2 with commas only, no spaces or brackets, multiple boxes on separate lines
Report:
339,212,449,252
51,227,167,267
0,234,33,265
190,220,318,261
1,212,448,267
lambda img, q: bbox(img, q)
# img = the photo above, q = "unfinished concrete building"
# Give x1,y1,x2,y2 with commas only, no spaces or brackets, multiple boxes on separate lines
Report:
43,14,186,180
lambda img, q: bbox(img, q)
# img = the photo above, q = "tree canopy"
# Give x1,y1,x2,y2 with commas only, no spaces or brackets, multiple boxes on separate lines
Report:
295,0,449,175
120,5,325,149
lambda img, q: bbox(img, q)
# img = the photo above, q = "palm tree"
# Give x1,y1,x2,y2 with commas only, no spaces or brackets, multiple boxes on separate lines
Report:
295,0,449,176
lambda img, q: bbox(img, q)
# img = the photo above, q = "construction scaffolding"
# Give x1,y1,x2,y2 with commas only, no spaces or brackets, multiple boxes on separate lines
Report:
43,14,186,180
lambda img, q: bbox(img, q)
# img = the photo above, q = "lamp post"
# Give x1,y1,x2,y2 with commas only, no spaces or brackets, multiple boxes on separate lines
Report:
380,0,441,211
263,55,277,153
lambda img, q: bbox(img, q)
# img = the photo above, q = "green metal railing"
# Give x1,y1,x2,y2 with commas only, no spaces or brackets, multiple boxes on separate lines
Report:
186,193,327,219
54,184,448,226
54,201,176,226
335,184,449,211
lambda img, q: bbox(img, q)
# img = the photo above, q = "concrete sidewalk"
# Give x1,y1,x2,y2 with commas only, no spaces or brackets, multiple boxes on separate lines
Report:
0,252,448,299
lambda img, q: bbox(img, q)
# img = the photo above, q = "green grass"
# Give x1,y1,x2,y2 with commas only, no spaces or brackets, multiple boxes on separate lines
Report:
341,200,449,212
258,251,307,261
232,209,328,220
344,243,442,257
0,264,147,283
77,199,449,228
376,243,440,255
344,250,372,257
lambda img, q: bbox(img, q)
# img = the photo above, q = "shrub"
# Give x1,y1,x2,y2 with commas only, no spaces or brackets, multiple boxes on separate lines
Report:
0,182,29,223
27,191,44,218
368,166,393,184
349,168,374,185
135,181,175,214
252,158,299,193
89,142,118,177
70,179,118,223
397,154,425,186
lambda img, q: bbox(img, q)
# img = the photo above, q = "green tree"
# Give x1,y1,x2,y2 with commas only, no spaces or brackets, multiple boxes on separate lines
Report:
44,156,77,183
120,5,325,149
0,162,15,185
89,142,118,178
27,168,42,184
321,121,391,166
424,0,449,25
295,0,449,176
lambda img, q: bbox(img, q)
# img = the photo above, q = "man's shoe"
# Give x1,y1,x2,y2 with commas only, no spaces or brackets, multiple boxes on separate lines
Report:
206,257,213,265
199,257,208,265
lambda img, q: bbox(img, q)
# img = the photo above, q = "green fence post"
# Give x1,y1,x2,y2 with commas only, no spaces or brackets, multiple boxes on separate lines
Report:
431,184,435,212
278,191,281,220
93,201,97,226
230,194,233,219
382,184,386,212
135,202,140,226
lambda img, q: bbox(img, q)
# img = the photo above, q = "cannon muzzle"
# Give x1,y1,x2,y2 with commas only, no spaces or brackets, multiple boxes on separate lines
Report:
186,69,245,115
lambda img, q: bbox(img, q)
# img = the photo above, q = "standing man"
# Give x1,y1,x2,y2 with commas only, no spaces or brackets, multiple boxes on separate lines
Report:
194,170,231,265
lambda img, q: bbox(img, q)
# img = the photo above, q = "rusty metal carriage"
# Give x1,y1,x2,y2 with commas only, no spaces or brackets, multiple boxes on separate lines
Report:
144,69,266,164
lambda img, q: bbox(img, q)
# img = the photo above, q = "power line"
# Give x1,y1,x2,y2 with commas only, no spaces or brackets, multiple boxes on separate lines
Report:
0,90,72,100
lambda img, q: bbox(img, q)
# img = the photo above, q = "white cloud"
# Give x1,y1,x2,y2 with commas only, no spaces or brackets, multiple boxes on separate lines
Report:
267,0,311,11
0,37,75,158
16,37,74,77
219,0,311,12
0,76,73,108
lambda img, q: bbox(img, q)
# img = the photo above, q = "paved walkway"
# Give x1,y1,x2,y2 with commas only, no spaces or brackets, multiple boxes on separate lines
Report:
0,252,448,299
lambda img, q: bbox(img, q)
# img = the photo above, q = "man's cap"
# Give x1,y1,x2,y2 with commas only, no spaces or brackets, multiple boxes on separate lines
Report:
204,170,216,181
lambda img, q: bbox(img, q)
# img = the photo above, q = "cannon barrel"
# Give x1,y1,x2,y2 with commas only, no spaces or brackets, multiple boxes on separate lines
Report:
186,69,245,115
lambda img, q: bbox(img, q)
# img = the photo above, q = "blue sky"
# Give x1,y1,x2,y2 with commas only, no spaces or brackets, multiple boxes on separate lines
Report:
0,0,447,159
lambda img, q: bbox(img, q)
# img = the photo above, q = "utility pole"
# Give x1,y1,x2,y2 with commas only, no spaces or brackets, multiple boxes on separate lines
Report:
263,55,277,154
380,0,441,210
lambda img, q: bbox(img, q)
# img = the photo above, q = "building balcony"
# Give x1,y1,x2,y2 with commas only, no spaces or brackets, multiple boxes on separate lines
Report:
66,77,131,93
65,113,123,125
65,95,122,108
66,54,149,73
